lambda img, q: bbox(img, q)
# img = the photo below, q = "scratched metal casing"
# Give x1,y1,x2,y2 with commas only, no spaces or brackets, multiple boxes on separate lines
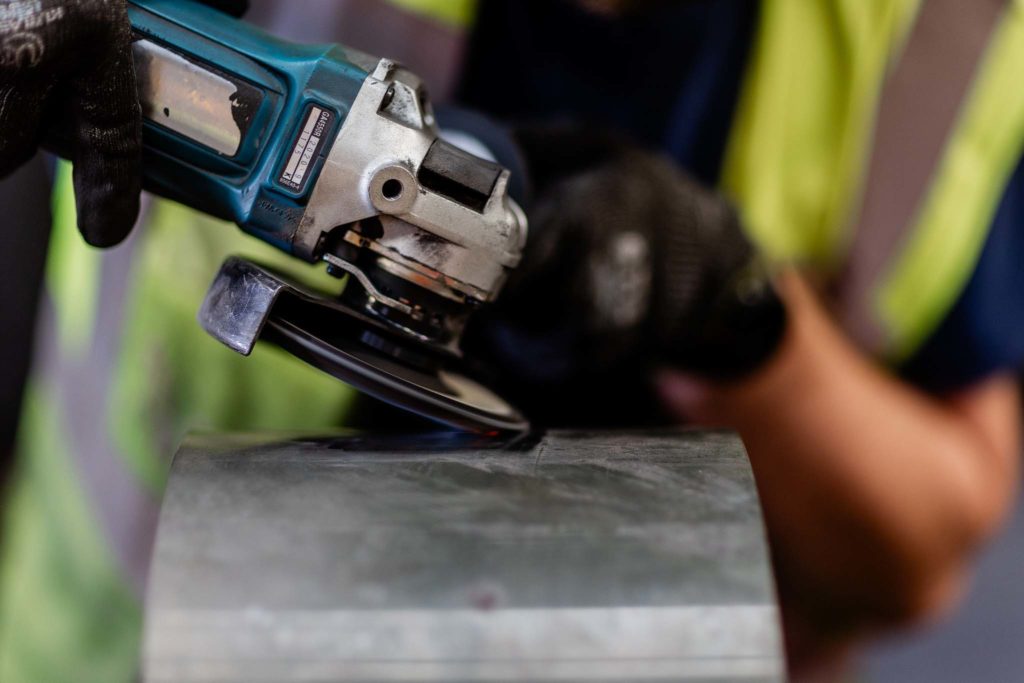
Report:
144,430,785,682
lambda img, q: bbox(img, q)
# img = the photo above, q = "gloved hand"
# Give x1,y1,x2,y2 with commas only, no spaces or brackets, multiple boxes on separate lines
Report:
0,0,141,246
463,126,787,427
0,0,248,247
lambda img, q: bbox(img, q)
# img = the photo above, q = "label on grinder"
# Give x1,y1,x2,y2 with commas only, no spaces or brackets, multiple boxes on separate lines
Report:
278,105,334,194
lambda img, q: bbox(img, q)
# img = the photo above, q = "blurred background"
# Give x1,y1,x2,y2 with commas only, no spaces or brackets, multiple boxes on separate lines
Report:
3,2,1024,682
867,476,1024,682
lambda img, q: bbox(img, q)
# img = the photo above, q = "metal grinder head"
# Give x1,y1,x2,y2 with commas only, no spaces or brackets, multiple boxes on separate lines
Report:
201,61,529,433
200,258,528,433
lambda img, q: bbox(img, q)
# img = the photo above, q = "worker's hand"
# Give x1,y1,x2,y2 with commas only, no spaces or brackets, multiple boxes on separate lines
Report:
0,0,248,248
0,0,141,246
464,126,786,426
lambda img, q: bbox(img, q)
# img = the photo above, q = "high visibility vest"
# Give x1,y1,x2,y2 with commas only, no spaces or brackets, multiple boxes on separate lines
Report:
4,1,1024,681
727,0,1024,361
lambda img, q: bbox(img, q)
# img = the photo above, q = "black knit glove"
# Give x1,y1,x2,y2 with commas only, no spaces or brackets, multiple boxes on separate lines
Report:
0,0,248,247
0,0,141,246
463,126,786,426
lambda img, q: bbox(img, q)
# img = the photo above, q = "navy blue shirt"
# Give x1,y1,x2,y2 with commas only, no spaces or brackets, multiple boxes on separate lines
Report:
456,0,1024,393
457,0,755,185
902,157,1024,393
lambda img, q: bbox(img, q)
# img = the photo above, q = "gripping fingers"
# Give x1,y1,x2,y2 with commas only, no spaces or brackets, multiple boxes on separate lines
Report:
70,2,141,247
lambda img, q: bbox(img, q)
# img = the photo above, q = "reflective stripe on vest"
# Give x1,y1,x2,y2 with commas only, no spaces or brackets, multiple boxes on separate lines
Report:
724,0,922,268
877,0,1024,360
725,0,1024,363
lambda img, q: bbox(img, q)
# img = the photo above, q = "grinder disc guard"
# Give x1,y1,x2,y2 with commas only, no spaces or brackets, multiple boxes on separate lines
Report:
199,257,529,433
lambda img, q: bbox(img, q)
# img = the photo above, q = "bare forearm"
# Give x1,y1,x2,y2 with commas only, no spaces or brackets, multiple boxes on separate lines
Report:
660,273,1021,625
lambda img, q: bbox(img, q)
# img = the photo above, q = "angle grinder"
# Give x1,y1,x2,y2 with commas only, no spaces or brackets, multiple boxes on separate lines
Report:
122,0,529,432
